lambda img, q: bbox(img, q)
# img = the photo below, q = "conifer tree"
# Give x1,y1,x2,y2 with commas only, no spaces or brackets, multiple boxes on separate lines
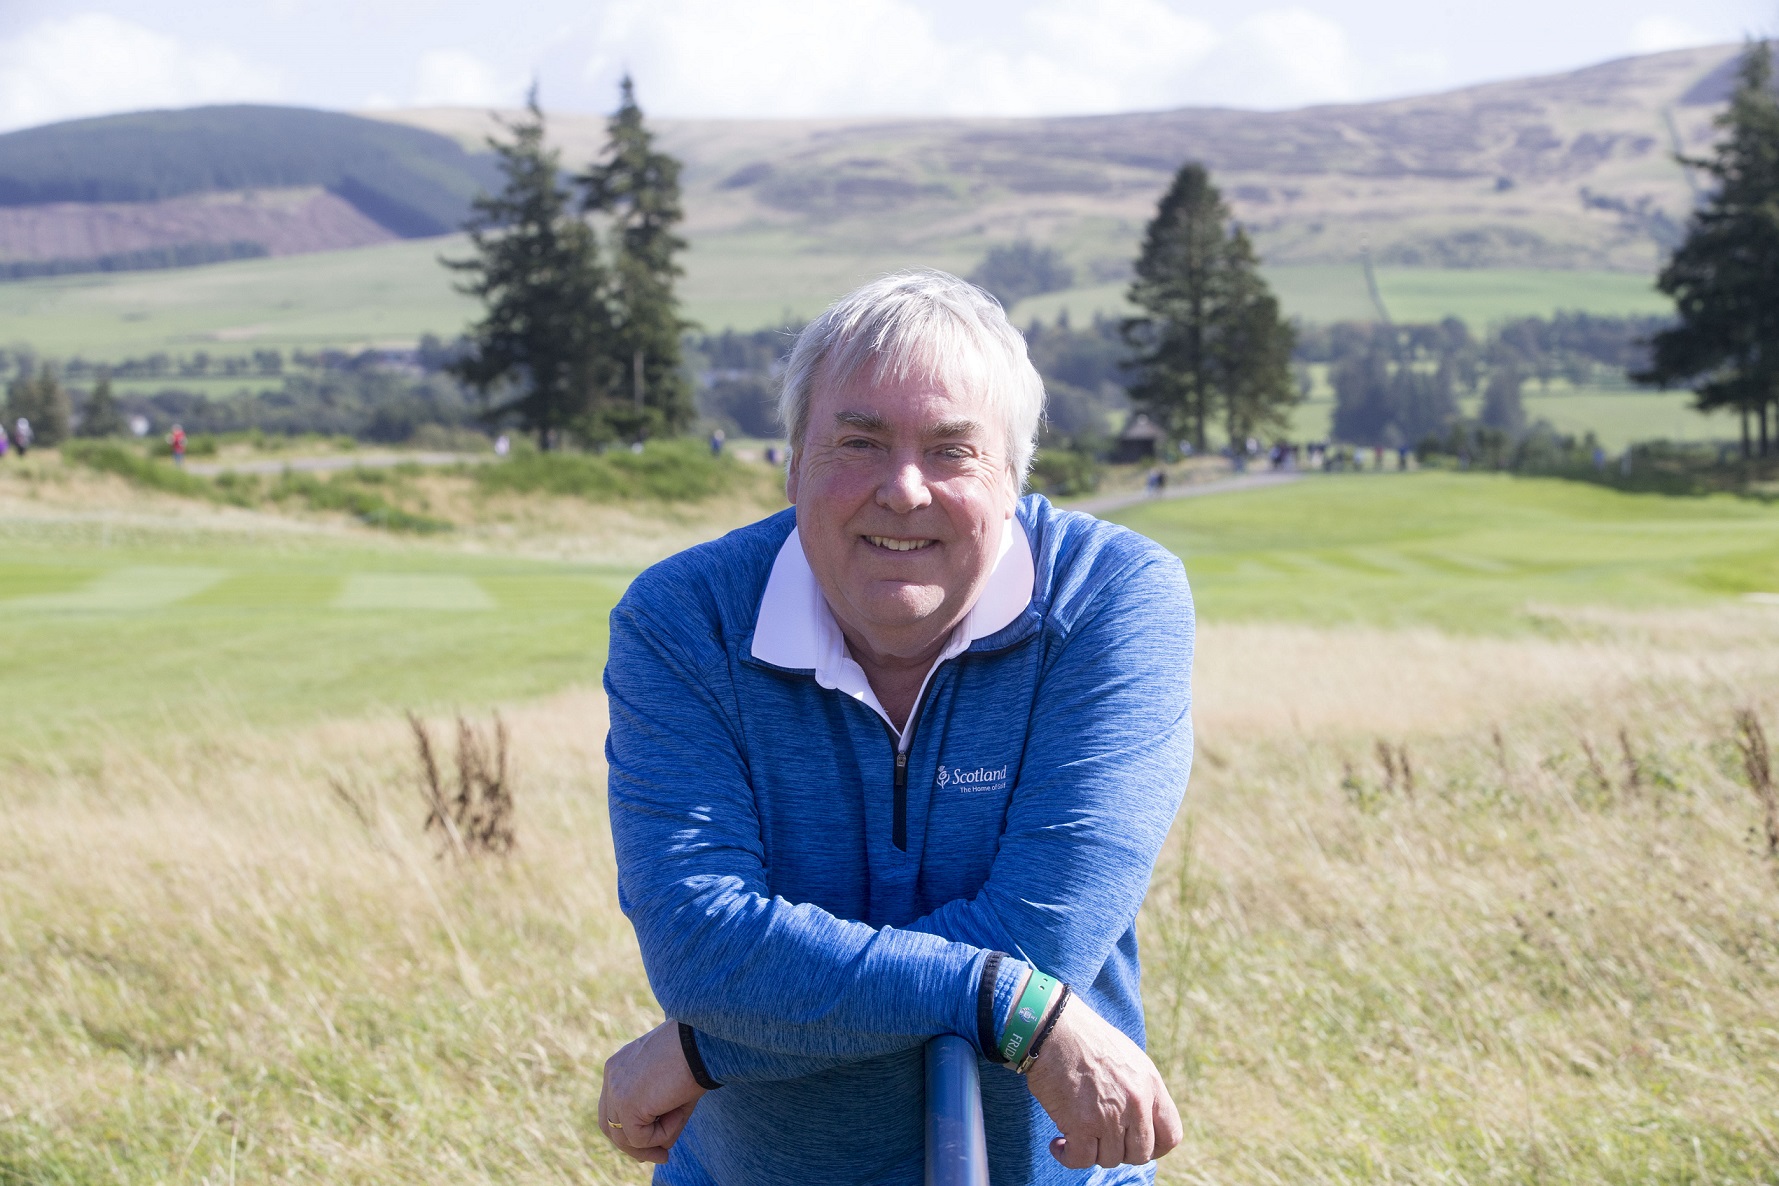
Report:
580,76,693,442
79,375,126,437
1480,367,1526,435
1637,41,1779,458
1124,162,1295,451
446,87,611,450
5,363,72,445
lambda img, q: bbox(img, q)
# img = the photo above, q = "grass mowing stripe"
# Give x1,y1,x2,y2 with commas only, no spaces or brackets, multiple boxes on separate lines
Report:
1107,471,1779,630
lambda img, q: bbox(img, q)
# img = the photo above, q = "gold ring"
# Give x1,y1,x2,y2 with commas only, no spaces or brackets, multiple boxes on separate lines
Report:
607,1118,623,1130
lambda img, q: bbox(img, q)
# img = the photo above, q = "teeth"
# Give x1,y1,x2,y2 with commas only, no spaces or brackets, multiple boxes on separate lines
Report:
867,536,933,551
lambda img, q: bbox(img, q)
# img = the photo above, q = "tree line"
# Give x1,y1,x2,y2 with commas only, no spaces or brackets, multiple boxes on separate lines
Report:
446,79,691,449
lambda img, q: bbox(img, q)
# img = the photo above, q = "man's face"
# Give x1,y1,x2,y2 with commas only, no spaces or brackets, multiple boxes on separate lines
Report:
786,363,1018,664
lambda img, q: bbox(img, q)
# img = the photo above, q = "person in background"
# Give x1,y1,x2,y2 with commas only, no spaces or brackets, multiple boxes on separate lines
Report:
710,428,726,457
168,424,186,466
13,417,32,458
597,270,1193,1185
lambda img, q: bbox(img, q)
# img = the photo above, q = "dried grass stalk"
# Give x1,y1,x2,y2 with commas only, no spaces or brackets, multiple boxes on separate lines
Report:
408,711,517,860
1735,709,1777,857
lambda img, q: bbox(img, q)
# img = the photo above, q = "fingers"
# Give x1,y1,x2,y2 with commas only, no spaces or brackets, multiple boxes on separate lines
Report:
1124,1091,1156,1166
1153,1082,1185,1159
1051,1134,1100,1171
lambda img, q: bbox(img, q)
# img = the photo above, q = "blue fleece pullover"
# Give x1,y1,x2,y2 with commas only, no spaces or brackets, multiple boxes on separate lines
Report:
605,495,1194,1185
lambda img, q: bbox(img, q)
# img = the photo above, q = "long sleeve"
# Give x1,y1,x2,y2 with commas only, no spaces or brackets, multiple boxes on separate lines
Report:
615,551,1194,1086
606,601,991,1065
905,556,1194,985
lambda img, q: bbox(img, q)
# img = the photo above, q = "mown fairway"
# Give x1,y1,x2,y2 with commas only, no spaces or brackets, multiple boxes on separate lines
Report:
1117,471,1779,629
0,520,629,756
6,472,1776,748
4,470,1779,1183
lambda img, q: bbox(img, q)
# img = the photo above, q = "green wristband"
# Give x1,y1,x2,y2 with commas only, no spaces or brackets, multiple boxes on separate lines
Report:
999,971,1061,1066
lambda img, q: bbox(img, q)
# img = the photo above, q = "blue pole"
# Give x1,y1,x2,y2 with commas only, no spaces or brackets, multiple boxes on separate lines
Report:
924,1036,990,1186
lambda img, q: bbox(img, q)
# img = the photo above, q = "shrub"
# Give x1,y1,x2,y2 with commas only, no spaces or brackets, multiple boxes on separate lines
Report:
476,437,739,503
63,441,221,501
1029,445,1103,497
268,471,450,534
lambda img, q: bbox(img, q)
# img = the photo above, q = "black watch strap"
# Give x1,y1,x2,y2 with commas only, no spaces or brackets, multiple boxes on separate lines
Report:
678,1022,723,1090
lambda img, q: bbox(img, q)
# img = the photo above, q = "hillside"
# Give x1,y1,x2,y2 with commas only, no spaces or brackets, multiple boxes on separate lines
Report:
0,106,498,269
383,43,1737,281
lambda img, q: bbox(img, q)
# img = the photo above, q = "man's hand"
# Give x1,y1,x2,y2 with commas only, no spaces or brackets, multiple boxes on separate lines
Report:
1022,998,1183,1170
598,1021,708,1165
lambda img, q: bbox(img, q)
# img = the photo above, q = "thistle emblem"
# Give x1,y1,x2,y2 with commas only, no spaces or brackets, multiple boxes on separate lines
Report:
935,764,949,787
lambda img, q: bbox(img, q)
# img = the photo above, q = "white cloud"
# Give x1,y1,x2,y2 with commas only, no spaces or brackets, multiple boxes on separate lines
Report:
1629,15,1712,53
1220,8,1362,108
0,13,282,132
577,0,1360,117
411,48,517,107
582,0,947,116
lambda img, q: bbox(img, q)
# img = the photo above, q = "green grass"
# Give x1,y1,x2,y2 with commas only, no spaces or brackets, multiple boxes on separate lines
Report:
1375,266,1672,325
1012,265,1673,331
1280,385,1736,449
0,225,1678,363
7,472,1778,758
1107,471,1779,630
0,523,628,755
1497,386,1735,449
475,438,748,502
6,472,1779,1182
0,238,481,360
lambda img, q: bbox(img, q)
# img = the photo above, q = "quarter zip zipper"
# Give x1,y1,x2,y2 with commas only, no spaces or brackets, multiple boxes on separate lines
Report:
887,682,937,852
893,750,909,850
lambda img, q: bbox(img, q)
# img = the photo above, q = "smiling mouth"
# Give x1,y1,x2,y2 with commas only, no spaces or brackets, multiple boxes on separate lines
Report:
865,535,935,552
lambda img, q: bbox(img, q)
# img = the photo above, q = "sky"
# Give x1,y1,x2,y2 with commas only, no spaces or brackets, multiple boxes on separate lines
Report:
0,0,1774,133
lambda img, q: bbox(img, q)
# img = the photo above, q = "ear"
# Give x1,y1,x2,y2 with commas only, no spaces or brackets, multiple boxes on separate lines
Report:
784,450,800,505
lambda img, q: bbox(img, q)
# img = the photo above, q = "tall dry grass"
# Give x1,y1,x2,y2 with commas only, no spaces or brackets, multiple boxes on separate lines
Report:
4,609,1779,1180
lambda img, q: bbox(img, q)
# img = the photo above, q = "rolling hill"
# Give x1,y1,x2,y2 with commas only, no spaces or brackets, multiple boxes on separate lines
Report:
383,42,1737,282
0,106,499,271
0,44,1748,351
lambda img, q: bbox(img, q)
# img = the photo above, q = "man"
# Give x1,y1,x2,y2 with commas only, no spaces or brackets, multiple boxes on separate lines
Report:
602,270,1194,1184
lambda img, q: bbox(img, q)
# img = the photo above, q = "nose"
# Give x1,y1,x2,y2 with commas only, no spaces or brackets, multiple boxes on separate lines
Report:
875,452,933,514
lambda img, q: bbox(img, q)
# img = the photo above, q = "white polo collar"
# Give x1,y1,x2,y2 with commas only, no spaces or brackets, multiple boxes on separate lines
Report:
750,516,1035,746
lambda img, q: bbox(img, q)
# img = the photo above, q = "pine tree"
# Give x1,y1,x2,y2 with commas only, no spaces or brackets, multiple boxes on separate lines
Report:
1637,41,1779,458
446,87,611,450
5,363,72,446
1480,368,1526,435
1124,162,1295,452
579,76,693,443
79,375,126,437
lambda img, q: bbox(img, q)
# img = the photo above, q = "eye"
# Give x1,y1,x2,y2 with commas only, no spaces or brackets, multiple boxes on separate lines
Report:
839,436,877,450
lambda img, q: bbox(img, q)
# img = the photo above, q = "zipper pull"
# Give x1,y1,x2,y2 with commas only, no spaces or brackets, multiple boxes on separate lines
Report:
892,749,909,851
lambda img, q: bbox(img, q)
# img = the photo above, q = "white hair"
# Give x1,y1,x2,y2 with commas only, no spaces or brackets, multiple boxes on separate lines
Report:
778,269,1046,487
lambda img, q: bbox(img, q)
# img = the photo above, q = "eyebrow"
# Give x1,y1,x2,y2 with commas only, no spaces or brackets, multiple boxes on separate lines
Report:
832,411,982,440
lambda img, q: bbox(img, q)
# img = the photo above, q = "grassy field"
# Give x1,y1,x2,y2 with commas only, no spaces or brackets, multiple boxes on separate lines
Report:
4,464,1779,1182
1013,264,1673,331
0,233,1674,362
1279,384,1736,449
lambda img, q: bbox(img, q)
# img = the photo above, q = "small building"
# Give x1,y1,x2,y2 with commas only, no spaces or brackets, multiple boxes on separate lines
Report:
1111,413,1164,463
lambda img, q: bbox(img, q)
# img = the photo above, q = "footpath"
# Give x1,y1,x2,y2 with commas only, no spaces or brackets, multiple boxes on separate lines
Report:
1069,470,1304,517
184,451,491,477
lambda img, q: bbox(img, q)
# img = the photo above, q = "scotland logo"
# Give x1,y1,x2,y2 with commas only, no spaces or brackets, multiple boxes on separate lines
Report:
935,761,1010,793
